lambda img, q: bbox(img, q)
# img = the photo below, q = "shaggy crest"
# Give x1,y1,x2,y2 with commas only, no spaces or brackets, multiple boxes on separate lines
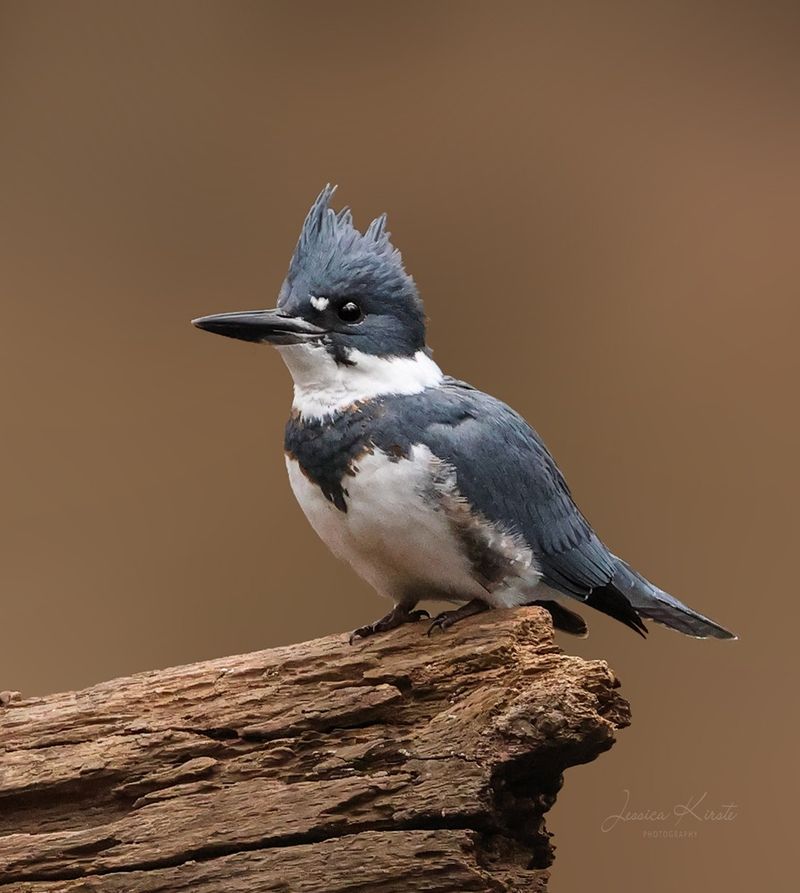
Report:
282,185,418,303
275,185,427,358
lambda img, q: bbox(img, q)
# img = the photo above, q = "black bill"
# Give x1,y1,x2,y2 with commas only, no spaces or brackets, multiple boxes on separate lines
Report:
191,309,326,345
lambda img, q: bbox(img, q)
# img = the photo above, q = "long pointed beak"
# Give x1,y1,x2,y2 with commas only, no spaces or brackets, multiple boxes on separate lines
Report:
191,309,326,345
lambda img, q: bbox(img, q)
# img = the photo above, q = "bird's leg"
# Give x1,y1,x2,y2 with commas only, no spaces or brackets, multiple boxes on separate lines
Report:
427,598,491,636
349,603,430,644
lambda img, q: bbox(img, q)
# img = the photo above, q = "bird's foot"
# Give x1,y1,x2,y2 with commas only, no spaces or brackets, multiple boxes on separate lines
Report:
427,598,491,636
349,606,430,645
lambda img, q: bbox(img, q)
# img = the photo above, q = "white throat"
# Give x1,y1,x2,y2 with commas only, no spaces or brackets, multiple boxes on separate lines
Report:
277,343,443,421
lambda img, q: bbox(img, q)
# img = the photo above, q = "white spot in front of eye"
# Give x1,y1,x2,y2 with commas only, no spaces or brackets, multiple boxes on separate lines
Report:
310,296,329,312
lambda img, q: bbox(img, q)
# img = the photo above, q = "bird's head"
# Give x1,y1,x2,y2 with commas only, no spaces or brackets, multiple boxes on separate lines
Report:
193,187,439,416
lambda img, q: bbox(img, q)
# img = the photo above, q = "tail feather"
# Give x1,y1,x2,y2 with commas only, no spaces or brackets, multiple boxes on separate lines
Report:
610,557,737,640
528,599,589,637
586,584,649,638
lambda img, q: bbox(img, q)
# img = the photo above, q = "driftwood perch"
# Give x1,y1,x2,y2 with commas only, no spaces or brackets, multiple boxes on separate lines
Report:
0,607,629,891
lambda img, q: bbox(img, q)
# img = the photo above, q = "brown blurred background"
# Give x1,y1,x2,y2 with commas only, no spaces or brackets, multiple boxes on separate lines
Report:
1,1,797,889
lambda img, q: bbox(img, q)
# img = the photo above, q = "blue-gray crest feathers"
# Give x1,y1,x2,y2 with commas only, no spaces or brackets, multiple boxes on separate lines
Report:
280,186,427,358
286,185,416,300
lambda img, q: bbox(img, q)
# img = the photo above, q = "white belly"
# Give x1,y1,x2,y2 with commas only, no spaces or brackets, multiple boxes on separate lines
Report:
285,445,488,605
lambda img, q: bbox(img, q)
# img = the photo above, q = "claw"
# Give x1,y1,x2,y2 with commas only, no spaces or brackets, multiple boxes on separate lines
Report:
426,598,491,637
349,626,374,645
427,613,453,637
348,606,431,645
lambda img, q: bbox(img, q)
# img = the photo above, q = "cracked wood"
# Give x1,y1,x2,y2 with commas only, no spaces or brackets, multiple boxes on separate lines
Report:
0,607,630,892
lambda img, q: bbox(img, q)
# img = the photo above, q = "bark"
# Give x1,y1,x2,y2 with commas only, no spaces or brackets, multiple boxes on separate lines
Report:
0,607,630,892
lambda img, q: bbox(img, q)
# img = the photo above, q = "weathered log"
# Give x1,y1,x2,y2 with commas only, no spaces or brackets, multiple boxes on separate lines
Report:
0,607,629,891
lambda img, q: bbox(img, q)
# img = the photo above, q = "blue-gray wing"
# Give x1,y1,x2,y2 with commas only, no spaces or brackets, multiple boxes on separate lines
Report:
382,378,616,597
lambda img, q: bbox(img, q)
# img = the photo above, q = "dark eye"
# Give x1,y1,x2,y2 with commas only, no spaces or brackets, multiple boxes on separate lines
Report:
337,301,363,323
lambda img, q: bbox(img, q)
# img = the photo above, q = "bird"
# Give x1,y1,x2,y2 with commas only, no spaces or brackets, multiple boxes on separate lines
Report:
192,185,735,644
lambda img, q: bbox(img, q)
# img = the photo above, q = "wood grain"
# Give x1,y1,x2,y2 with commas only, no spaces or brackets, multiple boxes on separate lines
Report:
0,607,629,891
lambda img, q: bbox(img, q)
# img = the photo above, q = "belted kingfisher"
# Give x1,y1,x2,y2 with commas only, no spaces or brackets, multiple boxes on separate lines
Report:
193,186,735,643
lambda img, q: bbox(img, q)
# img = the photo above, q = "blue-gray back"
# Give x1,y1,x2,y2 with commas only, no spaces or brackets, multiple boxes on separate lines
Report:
285,378,616,598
